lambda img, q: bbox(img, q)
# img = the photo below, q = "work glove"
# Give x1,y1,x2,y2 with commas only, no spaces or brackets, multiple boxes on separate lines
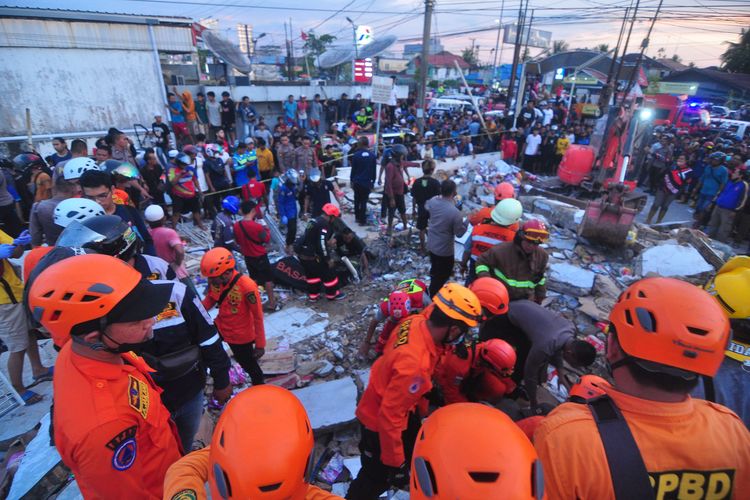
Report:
387,463,410,490
0,244,15,260
13,230,31,247
281,215,288,225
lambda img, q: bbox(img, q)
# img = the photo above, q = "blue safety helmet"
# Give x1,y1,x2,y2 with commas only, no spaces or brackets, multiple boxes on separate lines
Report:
221,195,241,214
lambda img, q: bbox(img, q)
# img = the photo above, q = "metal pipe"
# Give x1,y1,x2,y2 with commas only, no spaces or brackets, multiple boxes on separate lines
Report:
0,129,139,143
25,108,33,150
417,0,435,134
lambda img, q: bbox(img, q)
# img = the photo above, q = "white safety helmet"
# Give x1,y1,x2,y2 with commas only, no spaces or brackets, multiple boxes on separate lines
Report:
63,157,100,181
491,198,523,226
53,198,106,228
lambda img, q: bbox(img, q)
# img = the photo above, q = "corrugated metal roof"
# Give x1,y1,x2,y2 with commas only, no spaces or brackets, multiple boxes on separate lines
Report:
0,6,192,26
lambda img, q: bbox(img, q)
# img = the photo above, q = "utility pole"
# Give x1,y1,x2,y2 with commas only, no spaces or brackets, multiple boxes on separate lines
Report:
491,0,505,80
506,0,526,119
283,21,292,81
417,0,435,134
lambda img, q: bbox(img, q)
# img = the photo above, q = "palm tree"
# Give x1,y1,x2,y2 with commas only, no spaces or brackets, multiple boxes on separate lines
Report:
721,29,750,74
595,44,610,53
552,40,569,54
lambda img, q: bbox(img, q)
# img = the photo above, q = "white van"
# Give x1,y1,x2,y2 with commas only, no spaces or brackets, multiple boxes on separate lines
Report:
429,97,476,115
717,119,750,140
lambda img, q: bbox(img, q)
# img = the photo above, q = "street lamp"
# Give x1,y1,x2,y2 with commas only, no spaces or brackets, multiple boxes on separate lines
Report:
638,107,653,121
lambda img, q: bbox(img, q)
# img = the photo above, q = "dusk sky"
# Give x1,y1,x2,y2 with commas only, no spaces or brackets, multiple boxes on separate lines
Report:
8,0,749,66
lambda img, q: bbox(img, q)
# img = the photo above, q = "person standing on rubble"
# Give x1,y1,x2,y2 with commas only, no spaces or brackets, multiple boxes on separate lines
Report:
346,284,482,499
350,136,377,226
534,278,750,499
410,159,441,254
295,203,345,301
461,198,523,284
233,200,279,312
707,164,748,243
383,144,410,236
425,180,468,297
475,219,549,303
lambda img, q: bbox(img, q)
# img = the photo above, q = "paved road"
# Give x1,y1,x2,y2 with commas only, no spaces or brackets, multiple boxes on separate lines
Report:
634,188,695,226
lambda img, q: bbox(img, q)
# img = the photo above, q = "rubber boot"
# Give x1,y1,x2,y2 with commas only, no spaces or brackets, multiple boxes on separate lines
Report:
657,207,669,223
646,206,658,224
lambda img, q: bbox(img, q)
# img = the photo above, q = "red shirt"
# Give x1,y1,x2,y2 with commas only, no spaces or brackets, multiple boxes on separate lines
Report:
501,139,518,162
241,178,267,209
233,219,269,258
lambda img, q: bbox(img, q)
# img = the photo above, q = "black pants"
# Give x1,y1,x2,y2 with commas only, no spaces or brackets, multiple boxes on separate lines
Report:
227,342,264,386
300,258,340,299
479,314,529,384
346,414,421,500
353,183,371,223
428,252,455,297
285,217,297,246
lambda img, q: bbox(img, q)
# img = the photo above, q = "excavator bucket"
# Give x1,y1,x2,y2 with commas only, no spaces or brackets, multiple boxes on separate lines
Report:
578,184,637,247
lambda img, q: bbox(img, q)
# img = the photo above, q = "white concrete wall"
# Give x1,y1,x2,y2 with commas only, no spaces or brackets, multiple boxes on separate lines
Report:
0,47,165,137
204,84,409,104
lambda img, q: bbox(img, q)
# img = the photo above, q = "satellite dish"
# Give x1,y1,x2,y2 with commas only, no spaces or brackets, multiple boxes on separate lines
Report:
203,30,252,74
317,46,356,69
358,35,397,59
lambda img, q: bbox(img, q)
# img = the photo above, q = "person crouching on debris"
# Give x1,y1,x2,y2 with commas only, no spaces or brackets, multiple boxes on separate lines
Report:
233,200,279,312
295,203,346,301
164,385,343,499
475,218,549,303
201,247,266,387
359,279,431,358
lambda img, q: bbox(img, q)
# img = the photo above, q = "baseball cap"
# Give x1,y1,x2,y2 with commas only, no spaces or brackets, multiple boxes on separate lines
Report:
309,169,322,182
168,149,179,159
144,205,165,222
244,137,255,145
106,279,173,325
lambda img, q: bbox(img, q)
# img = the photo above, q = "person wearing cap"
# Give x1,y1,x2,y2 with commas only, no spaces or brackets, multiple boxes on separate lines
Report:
410,159,441,253
476,218,549,304
201,248,266,387
27,254,182,498
461,198,523,283
303,168,339,218
79,169,156,255
231,141,253,188
540,100,553,126
346,283,482,499
152,114,171,152
163,385,342,499
233,200,279,312
534,278,750,499
295,203,345,301
707,164,748,242
144,204,188,283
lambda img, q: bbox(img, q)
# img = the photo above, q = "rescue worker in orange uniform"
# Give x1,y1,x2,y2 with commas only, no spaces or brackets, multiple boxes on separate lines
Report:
410,403,545,499
534,277,750,500
461,198,523,283
358,278,431,358
434,277,515,404
468,181,516,226
346,283,482,500
201,247,266,386
27,254,182,499
163,385,341,499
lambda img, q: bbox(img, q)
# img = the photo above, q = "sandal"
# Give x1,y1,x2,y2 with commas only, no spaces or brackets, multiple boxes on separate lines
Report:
20,390,43,406
31,366,54,385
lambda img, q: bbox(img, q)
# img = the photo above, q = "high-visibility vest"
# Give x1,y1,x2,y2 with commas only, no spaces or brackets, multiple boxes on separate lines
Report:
470,223,517,260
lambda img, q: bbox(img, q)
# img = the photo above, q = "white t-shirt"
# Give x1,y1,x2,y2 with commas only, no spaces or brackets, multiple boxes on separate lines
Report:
525,134,542,156
542,108,553,126
193,156,208,192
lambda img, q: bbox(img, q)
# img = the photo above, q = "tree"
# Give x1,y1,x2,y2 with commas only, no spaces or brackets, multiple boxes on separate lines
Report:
461,47,479,67
721,29,750,74
656,47,666,59
595,43,610,53
302,33,336,56
552,40,569,54
670,54,683,63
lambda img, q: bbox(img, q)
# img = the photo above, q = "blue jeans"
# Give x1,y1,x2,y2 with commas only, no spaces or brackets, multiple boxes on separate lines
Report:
696,194,715,215
299,118,308,130
693,357,750,427
171,390,205,452
242,122,254,142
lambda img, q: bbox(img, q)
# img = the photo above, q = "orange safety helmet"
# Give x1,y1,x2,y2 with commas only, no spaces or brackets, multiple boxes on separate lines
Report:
469,277,510,317
494,182,515,201
411,403,544,499
568,374,609,401
209,385,314,499
201,247,236,278
27,254,142,346
609,277,730,378
434,283,482,328
477,339,517,376
521,219,550,243
322,203,341,217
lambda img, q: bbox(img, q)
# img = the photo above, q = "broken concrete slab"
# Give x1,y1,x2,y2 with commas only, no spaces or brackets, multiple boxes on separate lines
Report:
264,307,330,344
258,349,296,375
548,263,596,296
267,372,314,390
353,369,371,393
548,237,577,251
315,361,335,377
594,274,622,301
7,414,62,500
637,243,714,278
292,378,358,432
522,196,585,231
578,297,610,322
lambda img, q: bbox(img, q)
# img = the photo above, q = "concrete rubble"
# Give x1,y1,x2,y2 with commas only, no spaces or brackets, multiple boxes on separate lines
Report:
292,377,358,432
638,241,714,279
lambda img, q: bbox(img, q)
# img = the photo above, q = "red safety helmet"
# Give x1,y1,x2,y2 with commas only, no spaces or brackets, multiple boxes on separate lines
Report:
201,247,236,278
494,182,515,201
322,203,340,217
568,374,609,401
387,290,411,320
411,403,544,499
609,277,730,378
209,385,314,499
521,219,550,243
469,277,510,317
477,339,517,377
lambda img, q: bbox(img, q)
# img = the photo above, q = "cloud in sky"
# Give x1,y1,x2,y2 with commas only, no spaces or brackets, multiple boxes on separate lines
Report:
6,0,746,66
